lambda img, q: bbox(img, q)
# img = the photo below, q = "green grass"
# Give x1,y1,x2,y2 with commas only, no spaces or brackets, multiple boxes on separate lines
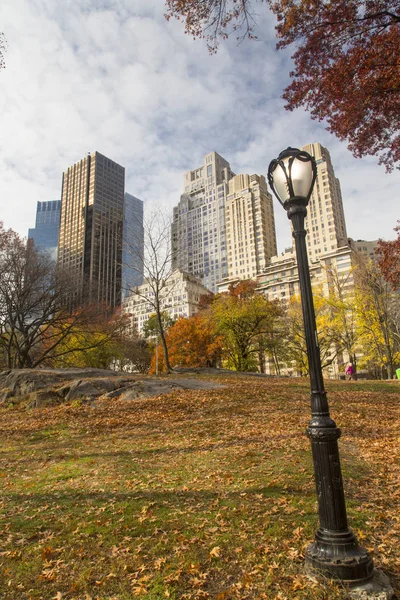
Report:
326,380,400,394
0,375,399,599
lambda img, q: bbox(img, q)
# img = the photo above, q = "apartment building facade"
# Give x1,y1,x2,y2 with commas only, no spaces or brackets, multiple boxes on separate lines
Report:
171,152,235,293
123,269,211,336
225,174,277,280
301,143,348,261
256,244,355,302
172,152,279,293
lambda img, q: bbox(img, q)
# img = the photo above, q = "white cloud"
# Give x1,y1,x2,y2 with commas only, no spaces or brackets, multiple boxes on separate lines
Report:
0,0,398,253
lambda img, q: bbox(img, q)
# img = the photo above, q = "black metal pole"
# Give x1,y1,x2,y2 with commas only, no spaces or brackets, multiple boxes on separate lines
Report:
289,204,374,585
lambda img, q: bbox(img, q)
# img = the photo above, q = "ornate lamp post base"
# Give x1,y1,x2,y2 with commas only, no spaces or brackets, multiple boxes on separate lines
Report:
304,410,374,586
305,529,374,585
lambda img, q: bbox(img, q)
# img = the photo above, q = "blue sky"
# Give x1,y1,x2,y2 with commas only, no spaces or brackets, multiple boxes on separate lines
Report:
1,0,399,253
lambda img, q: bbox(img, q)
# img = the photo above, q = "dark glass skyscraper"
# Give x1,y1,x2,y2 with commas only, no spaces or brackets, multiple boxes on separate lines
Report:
28,200,61,259
57,151,125,310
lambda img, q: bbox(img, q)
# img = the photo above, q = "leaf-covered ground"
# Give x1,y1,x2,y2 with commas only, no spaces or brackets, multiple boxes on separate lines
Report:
0,375,399,599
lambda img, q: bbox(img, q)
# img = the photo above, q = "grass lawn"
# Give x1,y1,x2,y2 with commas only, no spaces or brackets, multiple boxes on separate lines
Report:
0,375,399,599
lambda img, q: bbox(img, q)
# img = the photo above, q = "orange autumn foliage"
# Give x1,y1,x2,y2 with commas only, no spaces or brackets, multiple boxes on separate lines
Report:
149,313,223,373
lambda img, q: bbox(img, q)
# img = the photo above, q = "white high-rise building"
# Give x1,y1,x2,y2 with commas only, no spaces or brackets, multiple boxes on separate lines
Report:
225,174,277,280
172,153,278,292
171,152,235,293
301,143,348,261
123,270,211,336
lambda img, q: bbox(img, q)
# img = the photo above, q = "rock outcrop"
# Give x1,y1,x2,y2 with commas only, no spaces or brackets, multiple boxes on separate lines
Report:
0,368,226,407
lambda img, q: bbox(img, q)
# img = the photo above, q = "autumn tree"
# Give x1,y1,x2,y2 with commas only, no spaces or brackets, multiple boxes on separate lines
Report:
210,280,283,372
142,312,175,340
165,0,400,170
281,293,339,376
0,223,124,369
47,311,129,370
125,212,177,373
142,312,175,374
151,313,223,372
354,257,400,378
324,266,360,374
376,221,400,290
110,333,151,373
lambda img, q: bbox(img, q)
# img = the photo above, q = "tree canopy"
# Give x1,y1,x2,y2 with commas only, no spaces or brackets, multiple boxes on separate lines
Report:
165,0,400,170
148,312,223,372
142,312,175,340
210,280,283,371
354,256,400,379
376,221,400,290
0,223,125,369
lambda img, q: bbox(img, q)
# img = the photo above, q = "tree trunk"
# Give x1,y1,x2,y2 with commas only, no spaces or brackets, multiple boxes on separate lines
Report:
273,349,281,376
258,349,265,374
156,310,172,373
350,353,358,380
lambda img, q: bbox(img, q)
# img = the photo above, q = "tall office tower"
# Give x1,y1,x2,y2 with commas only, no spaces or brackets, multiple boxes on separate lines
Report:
57,151,125,310
225,174,277,280
301,143,348,261
122,192,144,297
28,200,61,259
172,152,235,292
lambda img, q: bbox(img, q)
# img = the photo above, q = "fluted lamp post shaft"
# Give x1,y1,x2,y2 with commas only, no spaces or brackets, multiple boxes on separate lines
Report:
268,148,373,585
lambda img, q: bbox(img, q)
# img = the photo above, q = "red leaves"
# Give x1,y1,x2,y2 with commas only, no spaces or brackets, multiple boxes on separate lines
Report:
376,221,400,290
274,0,400,170
165,0,400,169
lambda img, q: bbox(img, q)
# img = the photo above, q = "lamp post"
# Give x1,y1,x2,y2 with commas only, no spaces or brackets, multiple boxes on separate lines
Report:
267,148,373,585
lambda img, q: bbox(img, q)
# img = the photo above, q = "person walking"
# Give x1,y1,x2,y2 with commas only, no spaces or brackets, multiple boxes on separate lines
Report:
345,362,355,380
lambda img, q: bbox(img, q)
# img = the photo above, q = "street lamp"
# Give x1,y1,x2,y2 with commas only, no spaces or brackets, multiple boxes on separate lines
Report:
268,148,373,585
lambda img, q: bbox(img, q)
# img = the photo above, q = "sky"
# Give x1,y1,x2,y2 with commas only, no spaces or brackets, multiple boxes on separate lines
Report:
1,0,399,254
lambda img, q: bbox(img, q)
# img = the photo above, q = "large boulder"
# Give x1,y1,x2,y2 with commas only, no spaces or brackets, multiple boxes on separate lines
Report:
1,389,14,404
62,378,119,401
0,368,121,402
29,390,63,408
58,377,136,401
118,378,225,401
0,368,227,407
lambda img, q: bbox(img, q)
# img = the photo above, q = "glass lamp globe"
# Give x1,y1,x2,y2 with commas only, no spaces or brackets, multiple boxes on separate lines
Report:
268,147,317,207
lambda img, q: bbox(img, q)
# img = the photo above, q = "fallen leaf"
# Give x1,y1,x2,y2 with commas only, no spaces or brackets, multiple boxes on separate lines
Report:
209,546,221,558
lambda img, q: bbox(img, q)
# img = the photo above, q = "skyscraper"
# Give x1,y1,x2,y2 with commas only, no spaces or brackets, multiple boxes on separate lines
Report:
28,200,61,259
122,192,144,297
255,142,350,302
301,143,348,261
57,151,125,310
225,174,277,280
172,151,235,292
